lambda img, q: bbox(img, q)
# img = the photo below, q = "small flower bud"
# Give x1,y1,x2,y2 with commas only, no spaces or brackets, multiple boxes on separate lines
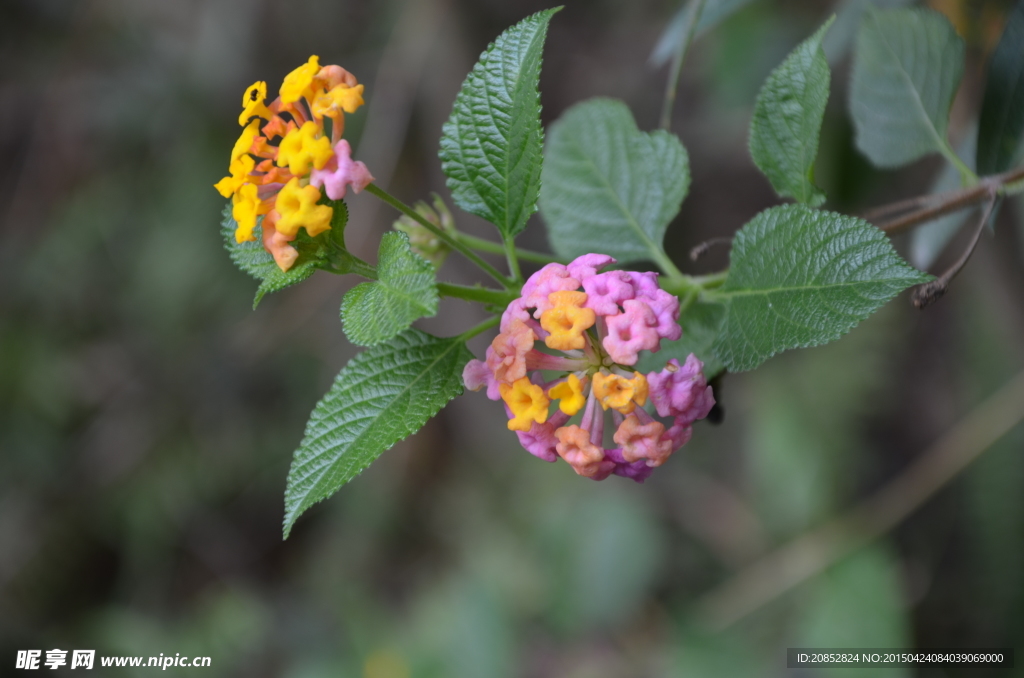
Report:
392,195,455,267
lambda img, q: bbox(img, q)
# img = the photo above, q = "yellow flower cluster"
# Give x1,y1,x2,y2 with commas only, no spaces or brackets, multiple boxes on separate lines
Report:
214,56,367,271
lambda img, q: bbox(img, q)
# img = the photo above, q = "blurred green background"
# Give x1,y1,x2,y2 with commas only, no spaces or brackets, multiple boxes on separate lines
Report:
2,0,1023,676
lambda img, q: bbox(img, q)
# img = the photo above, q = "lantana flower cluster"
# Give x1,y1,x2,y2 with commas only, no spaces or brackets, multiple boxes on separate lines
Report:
214,56,374,272
463,254,715,482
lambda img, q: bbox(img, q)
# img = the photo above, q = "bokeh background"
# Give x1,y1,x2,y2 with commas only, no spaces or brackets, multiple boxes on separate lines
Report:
2,0,1023,676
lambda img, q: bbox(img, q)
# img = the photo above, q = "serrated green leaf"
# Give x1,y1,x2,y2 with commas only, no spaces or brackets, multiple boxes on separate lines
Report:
438,8,557,239
636,300,725,378
710,205,931,372
849,7,964,168
749,17,834,206
283,329,472,537
253,260,318,309
324,198,350,251
221,204,279,280
340,232,439,346
540,98,690,264
221,200,348,307
977,0,1024,175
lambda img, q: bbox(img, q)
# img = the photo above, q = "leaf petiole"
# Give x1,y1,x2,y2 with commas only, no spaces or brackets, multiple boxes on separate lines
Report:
503,233,523,283
660,270,728,297
940,140,979,187
437,283,517,307
458,315,501,342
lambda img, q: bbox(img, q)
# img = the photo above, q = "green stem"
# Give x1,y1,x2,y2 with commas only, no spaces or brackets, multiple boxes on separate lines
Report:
437,282,517,306
322,250,378,279
365,184,512,287
456,233,561,264
458,315,501,342
691,270,728,289
503,234,522,283
940,140,980,187
660,269,728,297
348,258,377,280
659,0,707,131
678,288,698,315
654,250,688,283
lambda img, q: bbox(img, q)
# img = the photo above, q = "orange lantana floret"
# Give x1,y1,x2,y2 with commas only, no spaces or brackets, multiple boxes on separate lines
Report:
540,290,596,350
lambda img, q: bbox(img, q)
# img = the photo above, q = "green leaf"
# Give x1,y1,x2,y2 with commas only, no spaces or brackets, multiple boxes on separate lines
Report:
283,329,472,537
438,8,557,239
221,204,278,280
710,205,931,372
749,17,834,206
540,98,690,265
849,7,964,168
636,300,725,379
977,0,1024,175
649,0,760,67
340,232,439,347
253,260,318,309
221,200,349,308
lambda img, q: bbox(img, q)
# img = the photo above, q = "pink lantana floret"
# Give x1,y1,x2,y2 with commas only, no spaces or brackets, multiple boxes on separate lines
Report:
582,271,635,315
566,253,616,281
663,419,694,450
513,411,570,463
647,355,715,424
309,139,374,200
626,271,661,298
518,263,581,316
602,299,662,365
462,357,500,401
627,272,682,340
605,448,655,483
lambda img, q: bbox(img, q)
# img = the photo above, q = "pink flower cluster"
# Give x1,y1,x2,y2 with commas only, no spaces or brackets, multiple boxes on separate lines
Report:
463,253,715,483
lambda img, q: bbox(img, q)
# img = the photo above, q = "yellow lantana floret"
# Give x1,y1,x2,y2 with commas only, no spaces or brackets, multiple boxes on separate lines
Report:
312,84,365,119
277,121,334,176
280,55,321,103
592,371,648,414
548,374,586,416
500,377,550,432
540,291,596,351
214,120,261,197
232,182,268,243
214,155,254,198
231,119,260,162
274,178,333,238
239,81,272,126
